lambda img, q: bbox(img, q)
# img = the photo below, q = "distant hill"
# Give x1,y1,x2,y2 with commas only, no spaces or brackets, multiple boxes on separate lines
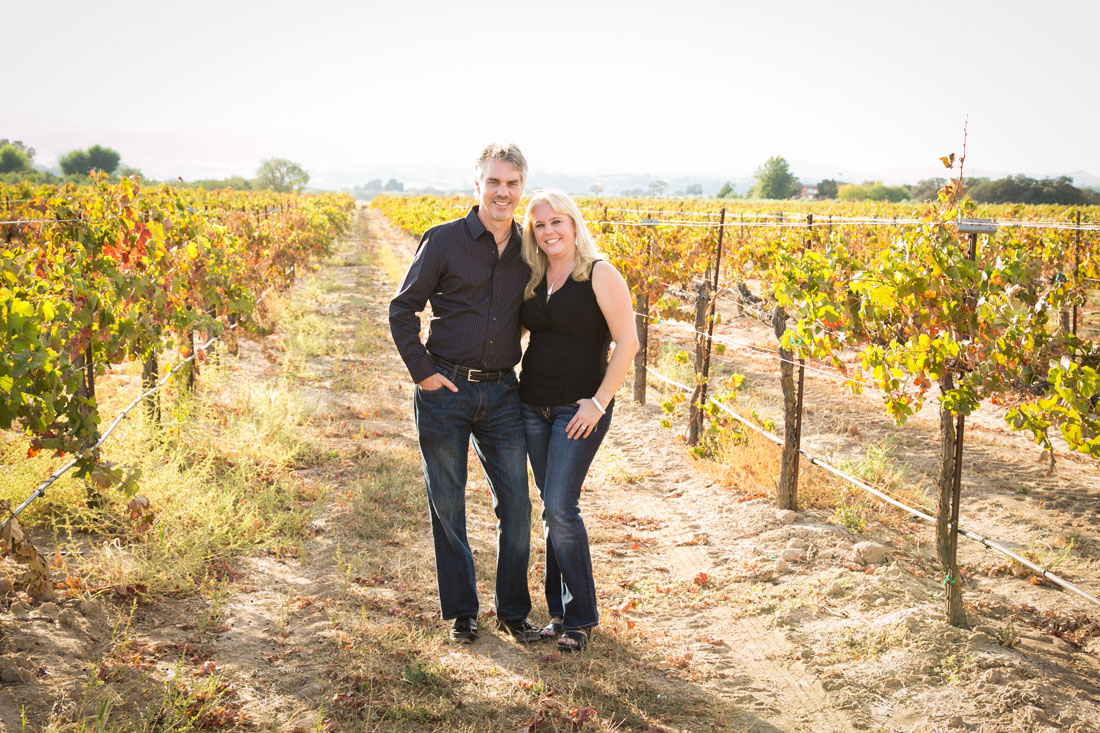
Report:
1065,170,1100,192
317,164,1100,199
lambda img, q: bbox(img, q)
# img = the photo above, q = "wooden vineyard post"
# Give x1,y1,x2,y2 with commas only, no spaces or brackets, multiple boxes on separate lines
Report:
937,226,985,628
687,280,709,445
633,294,648,404
936,369,968,629
633,220,656,404
205,307,219,364
701,209,727,433
75,344,99,450
946,404,968,627
142,351,160,426
773,214,812,510
774,306,803,511
185,329,198,391
688,209,726,445
1073,211,1081,336
735,213,745,316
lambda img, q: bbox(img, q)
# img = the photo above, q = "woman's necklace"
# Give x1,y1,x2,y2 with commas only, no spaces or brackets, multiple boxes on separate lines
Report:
546,266,573,298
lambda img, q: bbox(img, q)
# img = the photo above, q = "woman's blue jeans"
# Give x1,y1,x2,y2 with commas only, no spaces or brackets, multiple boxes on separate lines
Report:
414,370,532,622
522,400,612,631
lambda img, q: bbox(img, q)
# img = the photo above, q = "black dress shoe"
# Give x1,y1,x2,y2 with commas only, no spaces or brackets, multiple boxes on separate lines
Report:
496,618,542,644
450,616,478,644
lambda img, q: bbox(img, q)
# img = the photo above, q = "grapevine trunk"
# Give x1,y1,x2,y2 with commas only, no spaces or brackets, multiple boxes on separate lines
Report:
937,374,969,628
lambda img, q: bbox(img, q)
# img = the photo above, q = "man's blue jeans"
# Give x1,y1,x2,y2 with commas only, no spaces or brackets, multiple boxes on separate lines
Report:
522,400,612,631
414,369,532,622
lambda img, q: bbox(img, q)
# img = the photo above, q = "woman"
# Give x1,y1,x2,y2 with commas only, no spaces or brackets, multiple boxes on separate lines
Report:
519,190,639,651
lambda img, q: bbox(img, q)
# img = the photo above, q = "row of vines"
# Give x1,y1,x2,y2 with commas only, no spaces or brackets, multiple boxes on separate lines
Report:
2,176,354,590
372,169,1100,626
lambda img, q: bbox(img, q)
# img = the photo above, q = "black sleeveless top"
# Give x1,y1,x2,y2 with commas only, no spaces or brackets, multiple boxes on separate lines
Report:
519,264,611,407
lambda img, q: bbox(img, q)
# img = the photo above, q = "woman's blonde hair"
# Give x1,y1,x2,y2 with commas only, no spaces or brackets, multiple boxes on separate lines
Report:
521,190,602,301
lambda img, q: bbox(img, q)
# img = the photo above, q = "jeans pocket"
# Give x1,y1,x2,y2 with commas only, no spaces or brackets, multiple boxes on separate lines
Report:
417,384,452,403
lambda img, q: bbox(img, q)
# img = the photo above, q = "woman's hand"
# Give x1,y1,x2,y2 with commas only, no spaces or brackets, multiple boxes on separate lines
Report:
566,399,603,440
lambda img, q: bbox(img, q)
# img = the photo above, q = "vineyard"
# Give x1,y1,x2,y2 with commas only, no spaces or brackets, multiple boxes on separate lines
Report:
373,180,1100,629
1,177,353,591
1,200,1099,729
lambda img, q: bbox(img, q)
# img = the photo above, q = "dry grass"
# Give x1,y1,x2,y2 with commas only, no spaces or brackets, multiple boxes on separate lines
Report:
2,347,322,601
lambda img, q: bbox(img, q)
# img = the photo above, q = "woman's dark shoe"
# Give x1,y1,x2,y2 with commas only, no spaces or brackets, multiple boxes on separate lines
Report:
540,621,565,640
557,628,591,652
450,616,478,644
496,618,542,643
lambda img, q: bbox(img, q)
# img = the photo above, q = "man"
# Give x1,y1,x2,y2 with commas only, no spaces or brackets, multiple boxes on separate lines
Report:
389,143,540,644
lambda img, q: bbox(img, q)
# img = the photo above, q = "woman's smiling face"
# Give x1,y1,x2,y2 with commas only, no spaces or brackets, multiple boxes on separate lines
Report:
529,202,576,261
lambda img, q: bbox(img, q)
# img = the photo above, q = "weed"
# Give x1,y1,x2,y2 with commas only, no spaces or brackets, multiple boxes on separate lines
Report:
402,661,449,689
748,409,777,433
938,653,974,685
1024,537,1075,571
999,625,1020,648
147,663,247,729
832,496,868,534
655,343,697,385
819,623,910,665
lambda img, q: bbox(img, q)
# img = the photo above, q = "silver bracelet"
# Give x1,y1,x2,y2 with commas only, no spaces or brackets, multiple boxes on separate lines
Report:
590,396,607,415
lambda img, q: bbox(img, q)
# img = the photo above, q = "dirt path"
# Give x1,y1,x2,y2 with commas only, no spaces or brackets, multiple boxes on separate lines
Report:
4,208,1100,731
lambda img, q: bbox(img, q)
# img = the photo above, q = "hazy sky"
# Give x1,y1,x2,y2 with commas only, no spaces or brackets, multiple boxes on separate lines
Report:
5,0,1097,188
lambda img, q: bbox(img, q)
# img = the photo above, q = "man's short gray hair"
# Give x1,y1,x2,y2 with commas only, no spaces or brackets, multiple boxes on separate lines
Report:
475,143,527,183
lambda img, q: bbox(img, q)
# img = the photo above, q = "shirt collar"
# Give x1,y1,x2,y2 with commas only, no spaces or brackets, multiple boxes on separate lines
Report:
466,205,520,245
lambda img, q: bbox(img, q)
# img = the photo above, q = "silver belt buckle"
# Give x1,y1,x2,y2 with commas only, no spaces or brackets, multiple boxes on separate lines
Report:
467,369,489,382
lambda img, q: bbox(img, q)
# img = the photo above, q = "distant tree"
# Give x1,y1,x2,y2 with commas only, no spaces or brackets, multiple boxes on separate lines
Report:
384,178,404,192
838,181,909,202
0,169,57,184
749,156,800,199
187,176,252,190
589,183,603,195
716,181,735,199
0,145,30,174
117,165,143,179
0,139,35,165
254,158,309,192
647,178,668,197
58,150,91,176
908,178,945,201
59,145,120,176
87,145,120,174
815,179,838,199
684,183,703,197
966,174,1100,205
364,178,383,190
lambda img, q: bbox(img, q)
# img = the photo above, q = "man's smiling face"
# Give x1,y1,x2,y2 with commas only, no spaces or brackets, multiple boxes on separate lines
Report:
475,159,524,224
